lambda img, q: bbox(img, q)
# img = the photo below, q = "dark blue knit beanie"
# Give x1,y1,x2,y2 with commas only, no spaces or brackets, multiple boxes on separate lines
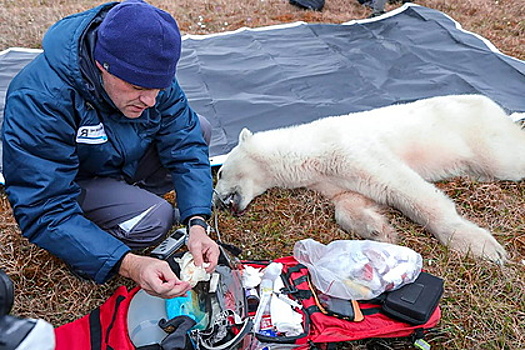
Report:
94,0,181,89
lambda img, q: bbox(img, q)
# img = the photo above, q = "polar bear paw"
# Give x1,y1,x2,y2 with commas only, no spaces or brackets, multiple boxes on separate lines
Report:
445,228,508,265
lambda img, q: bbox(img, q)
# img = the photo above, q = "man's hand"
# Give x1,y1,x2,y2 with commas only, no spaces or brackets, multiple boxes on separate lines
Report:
186,224,220,273
119,253,191,299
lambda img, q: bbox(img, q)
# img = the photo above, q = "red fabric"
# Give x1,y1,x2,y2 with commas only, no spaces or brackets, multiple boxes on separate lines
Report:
273,256,441,343
54,286,140,350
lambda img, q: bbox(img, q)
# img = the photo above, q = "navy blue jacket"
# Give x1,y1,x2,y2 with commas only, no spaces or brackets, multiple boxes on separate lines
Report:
2,3,213,283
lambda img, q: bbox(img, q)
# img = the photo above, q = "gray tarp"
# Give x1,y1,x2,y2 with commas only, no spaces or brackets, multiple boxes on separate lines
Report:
1,3,524,182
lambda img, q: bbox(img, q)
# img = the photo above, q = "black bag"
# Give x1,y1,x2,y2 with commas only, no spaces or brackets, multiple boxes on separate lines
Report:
379,272,444,325
289,0,325,11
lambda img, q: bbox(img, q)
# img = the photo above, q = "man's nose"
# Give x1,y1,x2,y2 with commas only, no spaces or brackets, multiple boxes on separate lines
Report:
139,89,159,107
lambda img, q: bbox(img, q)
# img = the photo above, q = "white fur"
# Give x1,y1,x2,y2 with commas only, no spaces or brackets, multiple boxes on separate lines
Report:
214,95,525,264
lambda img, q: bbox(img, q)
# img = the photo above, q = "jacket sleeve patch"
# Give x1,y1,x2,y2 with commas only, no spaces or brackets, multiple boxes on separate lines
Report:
76,123,108,144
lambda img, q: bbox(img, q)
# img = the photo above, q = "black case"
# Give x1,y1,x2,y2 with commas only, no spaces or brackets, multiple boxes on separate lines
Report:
381,272,444,325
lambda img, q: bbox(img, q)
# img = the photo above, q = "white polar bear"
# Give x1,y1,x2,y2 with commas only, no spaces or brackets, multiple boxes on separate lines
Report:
213,94,525,264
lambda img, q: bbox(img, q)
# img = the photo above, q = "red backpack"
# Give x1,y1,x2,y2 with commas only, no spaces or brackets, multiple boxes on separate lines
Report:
54,256,442,350
55,285,138,350
256,256,442,348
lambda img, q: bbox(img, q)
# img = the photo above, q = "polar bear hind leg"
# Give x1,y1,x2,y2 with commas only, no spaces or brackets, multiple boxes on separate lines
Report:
332,191,398,243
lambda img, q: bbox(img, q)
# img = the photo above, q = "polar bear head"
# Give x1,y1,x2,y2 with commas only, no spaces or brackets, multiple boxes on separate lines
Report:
213,128,271,215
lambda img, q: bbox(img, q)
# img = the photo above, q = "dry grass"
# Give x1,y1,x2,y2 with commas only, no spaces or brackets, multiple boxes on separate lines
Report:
0,0,524,349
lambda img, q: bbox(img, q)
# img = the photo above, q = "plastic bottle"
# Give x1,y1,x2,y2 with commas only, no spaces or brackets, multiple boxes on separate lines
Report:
252,262,283,334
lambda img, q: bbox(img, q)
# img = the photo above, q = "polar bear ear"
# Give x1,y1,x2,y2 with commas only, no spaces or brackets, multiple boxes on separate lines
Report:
239,128,253,144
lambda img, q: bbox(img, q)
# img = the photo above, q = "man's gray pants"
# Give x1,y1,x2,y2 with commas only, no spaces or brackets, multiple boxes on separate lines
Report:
76,115,212,249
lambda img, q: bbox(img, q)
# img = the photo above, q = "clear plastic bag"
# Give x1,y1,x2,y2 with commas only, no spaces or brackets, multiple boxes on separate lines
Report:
293,239,422,300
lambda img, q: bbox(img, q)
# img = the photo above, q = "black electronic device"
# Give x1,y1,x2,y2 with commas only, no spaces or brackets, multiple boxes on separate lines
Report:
323,296,358,318
150,228,188,260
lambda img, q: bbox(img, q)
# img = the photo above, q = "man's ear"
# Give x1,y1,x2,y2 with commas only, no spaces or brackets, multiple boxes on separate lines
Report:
239,128,253,144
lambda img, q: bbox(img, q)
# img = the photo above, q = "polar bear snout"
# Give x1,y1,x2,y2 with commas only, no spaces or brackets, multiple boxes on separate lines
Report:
212,189,248,215
212,189,231,210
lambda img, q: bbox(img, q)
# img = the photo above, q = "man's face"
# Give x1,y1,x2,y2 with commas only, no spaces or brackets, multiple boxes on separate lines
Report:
96,61,161,119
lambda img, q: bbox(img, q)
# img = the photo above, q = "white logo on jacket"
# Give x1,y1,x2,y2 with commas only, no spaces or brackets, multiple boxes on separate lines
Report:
76,123,108,144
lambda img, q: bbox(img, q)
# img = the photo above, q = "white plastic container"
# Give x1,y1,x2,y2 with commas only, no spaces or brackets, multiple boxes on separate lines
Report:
127,289,167,347
252,262,283,333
